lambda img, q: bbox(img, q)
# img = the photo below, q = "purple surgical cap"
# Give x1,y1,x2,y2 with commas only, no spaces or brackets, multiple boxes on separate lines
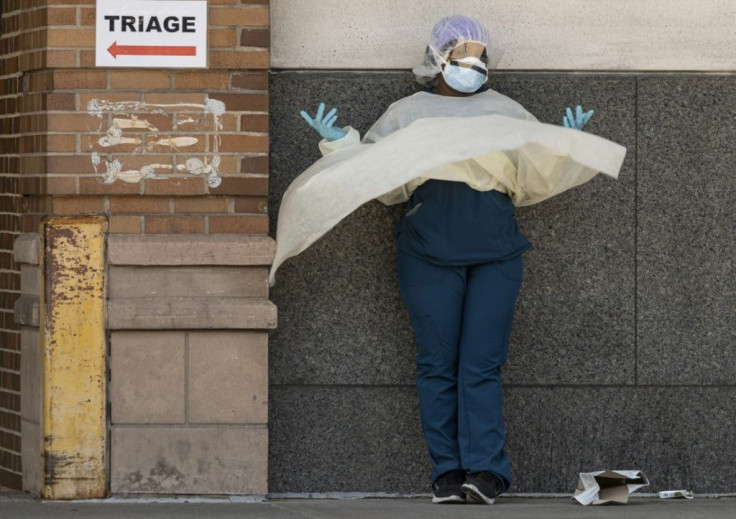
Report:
432,14,491,51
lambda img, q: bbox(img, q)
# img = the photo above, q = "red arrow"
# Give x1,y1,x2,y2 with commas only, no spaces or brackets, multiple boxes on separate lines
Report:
107,41,196,58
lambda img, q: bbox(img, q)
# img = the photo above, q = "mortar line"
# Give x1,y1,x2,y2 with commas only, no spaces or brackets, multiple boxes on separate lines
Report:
271,69,736,77
270,383,736,389
634,76,639,386
111,424,268,429
184,332,189,424
266,491,736,499
105,223,113,494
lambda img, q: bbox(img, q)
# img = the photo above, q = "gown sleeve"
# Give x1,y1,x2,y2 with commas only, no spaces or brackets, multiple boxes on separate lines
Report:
318,126,361,156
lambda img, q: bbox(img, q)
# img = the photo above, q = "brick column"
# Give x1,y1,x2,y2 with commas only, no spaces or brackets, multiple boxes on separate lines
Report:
1,1,36,492
3,1,275,497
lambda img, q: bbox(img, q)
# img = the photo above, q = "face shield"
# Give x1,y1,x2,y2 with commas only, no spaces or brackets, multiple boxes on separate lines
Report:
441,41,489,93
413,15,494,87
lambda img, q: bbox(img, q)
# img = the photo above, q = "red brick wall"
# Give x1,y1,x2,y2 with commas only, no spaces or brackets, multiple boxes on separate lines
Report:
0,0,270,491
1,0,30,491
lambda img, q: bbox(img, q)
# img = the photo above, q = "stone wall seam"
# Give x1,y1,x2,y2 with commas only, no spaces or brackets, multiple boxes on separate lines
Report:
633,76,640,387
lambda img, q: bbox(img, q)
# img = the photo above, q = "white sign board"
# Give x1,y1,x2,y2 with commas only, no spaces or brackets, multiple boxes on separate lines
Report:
96,0,207,68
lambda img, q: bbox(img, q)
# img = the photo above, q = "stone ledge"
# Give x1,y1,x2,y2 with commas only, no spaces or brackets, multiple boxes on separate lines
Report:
108,298,277,330
13,234,40,265
108,235,276,266
109,266,269,299
111,426,268,494
14,295,39,327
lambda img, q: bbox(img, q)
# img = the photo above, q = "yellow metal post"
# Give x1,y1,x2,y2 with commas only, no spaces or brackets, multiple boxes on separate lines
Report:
40,217,107,499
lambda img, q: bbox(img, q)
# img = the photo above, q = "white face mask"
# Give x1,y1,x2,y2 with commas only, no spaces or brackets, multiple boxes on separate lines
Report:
441,57,488,93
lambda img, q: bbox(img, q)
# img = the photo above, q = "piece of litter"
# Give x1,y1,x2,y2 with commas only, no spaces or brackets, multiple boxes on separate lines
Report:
573,470,650,506
658,490,694,499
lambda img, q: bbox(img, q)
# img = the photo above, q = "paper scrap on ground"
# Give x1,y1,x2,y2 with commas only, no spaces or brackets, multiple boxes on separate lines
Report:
573,470,650,505
659,489,694,499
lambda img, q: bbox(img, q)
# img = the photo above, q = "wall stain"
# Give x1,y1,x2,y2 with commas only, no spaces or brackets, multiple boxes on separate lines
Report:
87,97,225,187
124,460,187,492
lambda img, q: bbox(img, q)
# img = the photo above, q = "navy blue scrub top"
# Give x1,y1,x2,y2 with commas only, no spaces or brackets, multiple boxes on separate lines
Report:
395,179,532,266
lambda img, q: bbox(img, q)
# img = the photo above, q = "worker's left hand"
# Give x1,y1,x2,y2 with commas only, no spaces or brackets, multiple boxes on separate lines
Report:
563,105,594,131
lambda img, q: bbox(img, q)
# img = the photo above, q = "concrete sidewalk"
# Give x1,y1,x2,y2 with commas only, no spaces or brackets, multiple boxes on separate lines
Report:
2,493,735,519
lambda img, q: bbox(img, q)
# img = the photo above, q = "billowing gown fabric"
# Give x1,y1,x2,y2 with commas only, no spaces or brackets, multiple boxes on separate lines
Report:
270,89,626,285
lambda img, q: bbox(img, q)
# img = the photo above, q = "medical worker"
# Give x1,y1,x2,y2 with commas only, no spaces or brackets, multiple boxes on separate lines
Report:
300,15,594,505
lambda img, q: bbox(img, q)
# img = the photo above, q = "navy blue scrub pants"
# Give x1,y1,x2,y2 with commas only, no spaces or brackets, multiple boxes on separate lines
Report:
397,249,523,491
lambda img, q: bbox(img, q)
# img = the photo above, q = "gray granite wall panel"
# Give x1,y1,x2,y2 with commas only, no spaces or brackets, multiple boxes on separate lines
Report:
269,72,637,386
268,386,428,493
505,76,637,385
269,72,735,493
269,73,419,386
270,386,736,494
505,387,736,493
637,76,736,385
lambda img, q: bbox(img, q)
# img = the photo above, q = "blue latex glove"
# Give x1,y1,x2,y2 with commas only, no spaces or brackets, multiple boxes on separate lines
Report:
563,105,594,130
300,103,348,141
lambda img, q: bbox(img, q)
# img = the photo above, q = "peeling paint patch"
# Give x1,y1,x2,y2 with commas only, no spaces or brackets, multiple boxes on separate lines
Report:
101,162,174,184
204,98,226,116
148,136,199,150
179,157,207,175
176,116,196,126
174,157,221,187
98,123,142,148
113,116,158,132
87,99,104,118
116,171,143,183
87,97,225,187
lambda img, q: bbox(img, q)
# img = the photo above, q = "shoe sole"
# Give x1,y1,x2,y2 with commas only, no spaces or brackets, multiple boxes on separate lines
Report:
461,483,496,505
432,494,466,504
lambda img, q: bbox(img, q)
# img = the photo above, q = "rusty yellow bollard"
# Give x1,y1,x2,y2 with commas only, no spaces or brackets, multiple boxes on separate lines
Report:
40,217,107,499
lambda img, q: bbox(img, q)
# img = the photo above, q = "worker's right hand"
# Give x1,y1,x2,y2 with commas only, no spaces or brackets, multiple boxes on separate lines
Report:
300,103,348,141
